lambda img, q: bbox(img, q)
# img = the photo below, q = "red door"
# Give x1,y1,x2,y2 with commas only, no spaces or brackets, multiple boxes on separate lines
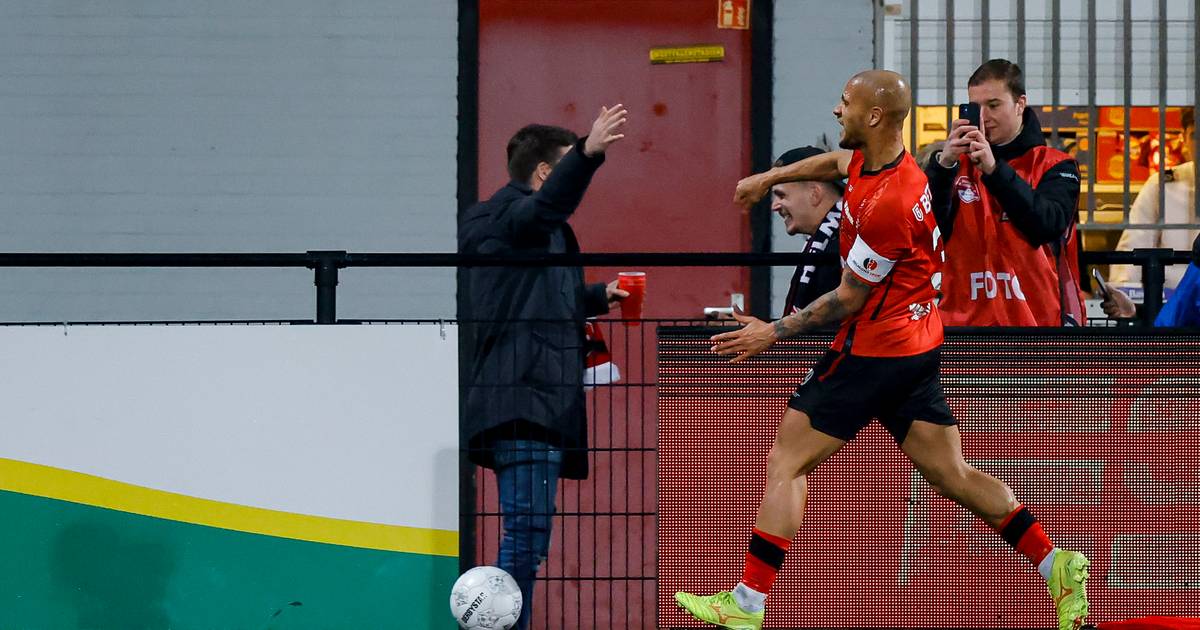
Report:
477,0,754,319
474,3,755,628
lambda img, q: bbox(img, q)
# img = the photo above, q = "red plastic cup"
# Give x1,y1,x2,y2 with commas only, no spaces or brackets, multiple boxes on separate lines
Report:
617,271,646,326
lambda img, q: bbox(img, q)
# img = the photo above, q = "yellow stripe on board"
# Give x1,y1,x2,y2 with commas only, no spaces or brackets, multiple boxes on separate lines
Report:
0,458,457,557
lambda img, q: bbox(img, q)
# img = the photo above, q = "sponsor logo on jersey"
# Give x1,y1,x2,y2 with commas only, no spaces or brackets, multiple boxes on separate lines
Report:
955,176,980,204
911,185,932,221
908,302,933,321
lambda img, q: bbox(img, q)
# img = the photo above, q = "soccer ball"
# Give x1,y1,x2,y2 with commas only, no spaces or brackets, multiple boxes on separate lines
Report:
449,566,522,629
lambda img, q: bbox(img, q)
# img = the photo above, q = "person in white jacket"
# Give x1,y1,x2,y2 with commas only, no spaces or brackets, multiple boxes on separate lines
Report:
1110,108,1196,290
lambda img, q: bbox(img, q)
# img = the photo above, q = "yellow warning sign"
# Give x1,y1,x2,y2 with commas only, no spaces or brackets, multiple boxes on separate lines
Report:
649,45,726,65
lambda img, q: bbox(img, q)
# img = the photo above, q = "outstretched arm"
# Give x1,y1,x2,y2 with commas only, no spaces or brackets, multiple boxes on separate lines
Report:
733,150,853,208
503,105,628,236
773,268,873,338
710,268,873,363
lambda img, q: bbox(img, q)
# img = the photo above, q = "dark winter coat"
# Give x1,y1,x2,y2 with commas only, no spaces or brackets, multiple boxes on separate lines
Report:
458,139,609,479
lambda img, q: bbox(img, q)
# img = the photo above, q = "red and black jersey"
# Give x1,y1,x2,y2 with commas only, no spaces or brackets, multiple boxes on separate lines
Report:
833,150,944,358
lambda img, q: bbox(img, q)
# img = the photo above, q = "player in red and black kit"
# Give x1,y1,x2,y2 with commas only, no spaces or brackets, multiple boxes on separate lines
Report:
674,71,1089,630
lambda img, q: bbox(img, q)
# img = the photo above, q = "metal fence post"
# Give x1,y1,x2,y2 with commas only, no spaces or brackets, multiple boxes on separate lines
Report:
307,250,347,324
1136,248,1172,325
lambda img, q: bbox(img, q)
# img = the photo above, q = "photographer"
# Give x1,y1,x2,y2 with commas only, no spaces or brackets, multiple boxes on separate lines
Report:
926,59,1085,326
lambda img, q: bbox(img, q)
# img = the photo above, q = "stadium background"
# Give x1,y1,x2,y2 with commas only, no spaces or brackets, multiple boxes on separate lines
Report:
0,1,1195,628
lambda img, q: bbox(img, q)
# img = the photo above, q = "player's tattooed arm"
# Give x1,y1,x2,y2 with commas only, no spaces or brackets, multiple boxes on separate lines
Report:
772,269,874,339
709,270,872,363
733,150,853,208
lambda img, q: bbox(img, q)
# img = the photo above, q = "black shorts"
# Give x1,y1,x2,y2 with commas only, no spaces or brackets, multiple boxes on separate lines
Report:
787,347,955,444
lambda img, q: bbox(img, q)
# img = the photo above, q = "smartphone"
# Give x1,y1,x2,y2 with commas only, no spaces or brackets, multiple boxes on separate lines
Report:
959,102,981,129
1091,268,1111,299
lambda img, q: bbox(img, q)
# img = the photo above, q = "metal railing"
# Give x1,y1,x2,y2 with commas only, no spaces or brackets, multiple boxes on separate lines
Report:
0,248,1190,325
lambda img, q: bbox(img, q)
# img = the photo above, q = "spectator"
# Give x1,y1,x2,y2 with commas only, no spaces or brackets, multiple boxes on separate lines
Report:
915,141,947,170
457,106,628,630
926,59,1086,326
1109,108,1197,291
772,146,845,316
1102,234,1200,327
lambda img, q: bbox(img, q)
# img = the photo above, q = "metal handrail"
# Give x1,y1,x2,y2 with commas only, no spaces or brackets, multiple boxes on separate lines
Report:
0,248,1189,324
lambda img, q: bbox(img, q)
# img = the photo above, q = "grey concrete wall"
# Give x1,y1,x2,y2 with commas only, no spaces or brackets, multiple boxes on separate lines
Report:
0,1,456,321
771,0,876,316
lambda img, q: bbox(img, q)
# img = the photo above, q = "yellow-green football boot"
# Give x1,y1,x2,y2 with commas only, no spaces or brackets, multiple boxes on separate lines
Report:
674,591,763,630
1047,549,1090,630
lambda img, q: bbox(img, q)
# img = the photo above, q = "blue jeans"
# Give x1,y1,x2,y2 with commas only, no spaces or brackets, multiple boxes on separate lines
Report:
493,439,562,630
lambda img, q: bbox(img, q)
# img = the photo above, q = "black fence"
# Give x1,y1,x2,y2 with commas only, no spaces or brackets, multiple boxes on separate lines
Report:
0,247,1189,325
462,316,673,630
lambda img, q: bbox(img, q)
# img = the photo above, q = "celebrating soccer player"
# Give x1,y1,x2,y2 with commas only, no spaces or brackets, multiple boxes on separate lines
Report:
673,70,1089,630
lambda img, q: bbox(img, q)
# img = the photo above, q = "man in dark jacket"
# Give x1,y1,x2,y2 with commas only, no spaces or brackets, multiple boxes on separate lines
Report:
458,105,627,630
926,59,1085,326
771,146,845,316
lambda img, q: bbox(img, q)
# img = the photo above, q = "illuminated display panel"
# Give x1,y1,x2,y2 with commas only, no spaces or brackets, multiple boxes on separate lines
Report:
658,329,1200,628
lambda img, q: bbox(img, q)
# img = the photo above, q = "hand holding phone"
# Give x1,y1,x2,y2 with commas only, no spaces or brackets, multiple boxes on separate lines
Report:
959,102,981,129
936,104,983,168
1091,268,1110,299
1093,269,1138,319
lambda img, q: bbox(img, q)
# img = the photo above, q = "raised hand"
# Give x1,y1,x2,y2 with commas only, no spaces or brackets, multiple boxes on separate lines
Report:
584,104,628,157
965,128,996,174
937,118,977,168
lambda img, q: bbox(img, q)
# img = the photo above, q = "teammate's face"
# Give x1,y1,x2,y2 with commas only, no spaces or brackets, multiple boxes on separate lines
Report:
968,79,1026,145
771,181,818,236
834,88,865,150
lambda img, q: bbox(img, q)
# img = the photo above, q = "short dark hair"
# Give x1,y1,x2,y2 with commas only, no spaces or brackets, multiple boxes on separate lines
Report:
1183,107,1195,133
968,59,1025,100
506,124,578,183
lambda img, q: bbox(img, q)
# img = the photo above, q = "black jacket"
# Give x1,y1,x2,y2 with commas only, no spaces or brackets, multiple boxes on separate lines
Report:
458,139,609,479
926,108,1080,246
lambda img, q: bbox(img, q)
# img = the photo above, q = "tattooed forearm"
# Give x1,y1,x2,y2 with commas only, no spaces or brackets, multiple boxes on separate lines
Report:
772,291,851,339
771,270,872,339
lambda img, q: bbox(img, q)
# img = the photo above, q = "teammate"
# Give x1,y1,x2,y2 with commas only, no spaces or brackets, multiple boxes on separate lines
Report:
673,70,1090,630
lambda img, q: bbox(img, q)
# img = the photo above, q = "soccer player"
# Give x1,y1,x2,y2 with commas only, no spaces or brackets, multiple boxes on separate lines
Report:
673,70,1090,630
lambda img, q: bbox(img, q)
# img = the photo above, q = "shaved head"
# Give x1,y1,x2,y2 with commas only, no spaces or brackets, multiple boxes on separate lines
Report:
834,69,912,151
848,70,911,126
